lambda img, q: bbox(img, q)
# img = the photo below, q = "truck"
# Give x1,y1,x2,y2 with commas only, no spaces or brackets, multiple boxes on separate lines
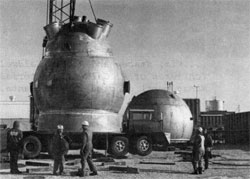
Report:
22,89,193,158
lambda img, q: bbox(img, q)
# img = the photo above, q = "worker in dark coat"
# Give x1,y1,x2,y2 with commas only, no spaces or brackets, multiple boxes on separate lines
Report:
52,125,69,175
80,121,97,176
192,127,205,174
7,121,23,174
204,128,213,169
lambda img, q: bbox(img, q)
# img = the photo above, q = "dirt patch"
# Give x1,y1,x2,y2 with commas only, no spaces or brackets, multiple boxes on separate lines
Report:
0,146,250,179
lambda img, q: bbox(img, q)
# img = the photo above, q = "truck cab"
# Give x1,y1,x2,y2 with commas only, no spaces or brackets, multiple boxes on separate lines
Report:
122,109,171,156
123,109,163,133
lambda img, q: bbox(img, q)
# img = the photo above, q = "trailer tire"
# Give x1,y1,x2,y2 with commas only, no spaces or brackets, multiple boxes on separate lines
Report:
22,136,42,159
110,136,129,157
135,136,152,156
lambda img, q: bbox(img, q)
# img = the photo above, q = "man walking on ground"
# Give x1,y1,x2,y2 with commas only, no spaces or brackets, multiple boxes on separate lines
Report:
52,125,69,175
7,121,23,174
204,128,213,169
192,127,205,174
80,121,98,176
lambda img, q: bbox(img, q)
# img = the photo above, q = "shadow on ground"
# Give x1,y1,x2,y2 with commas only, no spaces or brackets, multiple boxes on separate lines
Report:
37,150,127,161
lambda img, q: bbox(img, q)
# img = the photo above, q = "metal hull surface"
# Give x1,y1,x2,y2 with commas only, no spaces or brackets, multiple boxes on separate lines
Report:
34,26,125,132
127,90,193,140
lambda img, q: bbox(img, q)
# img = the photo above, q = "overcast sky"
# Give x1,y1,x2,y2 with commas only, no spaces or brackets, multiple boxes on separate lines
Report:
0,0,250,112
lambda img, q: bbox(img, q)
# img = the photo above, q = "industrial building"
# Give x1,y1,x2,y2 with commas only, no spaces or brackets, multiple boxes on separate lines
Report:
183,99,201,129
187,98,250,144
199,99,232,131
200,111,234,131
224,112,250,144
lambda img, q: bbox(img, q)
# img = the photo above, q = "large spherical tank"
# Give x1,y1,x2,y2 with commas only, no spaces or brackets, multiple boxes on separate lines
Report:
127,89,193,141
33,22,125,133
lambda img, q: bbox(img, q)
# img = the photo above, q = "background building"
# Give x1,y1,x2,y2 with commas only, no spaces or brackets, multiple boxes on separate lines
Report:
224,112,250,144
200,111,234,131
183,98,201,129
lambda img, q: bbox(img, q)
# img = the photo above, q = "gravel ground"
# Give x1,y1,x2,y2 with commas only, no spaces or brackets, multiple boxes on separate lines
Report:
0,145,250,179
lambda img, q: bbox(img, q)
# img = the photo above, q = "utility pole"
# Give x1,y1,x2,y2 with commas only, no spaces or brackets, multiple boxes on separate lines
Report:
193,85,199,99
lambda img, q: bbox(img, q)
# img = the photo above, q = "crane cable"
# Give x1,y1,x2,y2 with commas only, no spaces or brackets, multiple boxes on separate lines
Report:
88,0,97,22
46,0,49,25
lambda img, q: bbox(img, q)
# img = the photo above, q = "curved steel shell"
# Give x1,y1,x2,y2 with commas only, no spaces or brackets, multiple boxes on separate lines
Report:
33,27,124,132
127,89,193,140
38,110,121,133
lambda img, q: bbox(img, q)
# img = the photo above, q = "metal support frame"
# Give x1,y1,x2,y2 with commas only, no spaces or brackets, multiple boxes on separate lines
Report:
47,0,75,24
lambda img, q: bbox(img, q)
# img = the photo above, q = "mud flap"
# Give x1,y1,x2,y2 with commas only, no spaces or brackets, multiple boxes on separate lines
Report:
164,132,171,144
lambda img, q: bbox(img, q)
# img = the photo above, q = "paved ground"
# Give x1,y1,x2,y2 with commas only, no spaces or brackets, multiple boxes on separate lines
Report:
0,145,250,179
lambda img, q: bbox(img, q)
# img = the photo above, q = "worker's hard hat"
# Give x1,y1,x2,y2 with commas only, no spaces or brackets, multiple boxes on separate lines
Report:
13,121,20,128
82,121,89,126
57,125,64,130
197,127,203,133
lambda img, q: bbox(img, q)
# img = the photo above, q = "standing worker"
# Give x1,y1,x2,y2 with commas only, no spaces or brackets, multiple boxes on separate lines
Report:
80,121,98,176
52,125,69,175
7,121,23,174
204,128,213,169
192,127,205,174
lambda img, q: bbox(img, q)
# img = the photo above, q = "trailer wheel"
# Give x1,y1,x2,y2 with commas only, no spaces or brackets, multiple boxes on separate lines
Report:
136,136,152,156
23,136,42,159
110,136,129,157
